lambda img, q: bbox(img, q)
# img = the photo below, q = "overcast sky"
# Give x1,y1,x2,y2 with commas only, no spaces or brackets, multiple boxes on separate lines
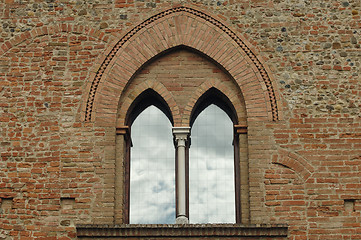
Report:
130,104,235,224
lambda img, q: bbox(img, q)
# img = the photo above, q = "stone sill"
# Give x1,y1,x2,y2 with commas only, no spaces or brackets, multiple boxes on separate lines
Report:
76,224,288,238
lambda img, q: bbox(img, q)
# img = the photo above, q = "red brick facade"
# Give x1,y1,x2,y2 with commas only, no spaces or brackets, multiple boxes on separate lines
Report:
1,1,360,239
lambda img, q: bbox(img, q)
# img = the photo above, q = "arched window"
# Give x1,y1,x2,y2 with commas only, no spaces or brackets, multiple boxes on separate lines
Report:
188,88,239,223
123,88,242,224
123,89,175,224
189,104,235,223
129,105,175,224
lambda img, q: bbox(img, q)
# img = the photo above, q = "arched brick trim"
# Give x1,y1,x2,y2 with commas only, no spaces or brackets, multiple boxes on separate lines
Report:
0,23,111,56
117,80,180,127
272,149,315,181
182,80,245,126
83,6,281,125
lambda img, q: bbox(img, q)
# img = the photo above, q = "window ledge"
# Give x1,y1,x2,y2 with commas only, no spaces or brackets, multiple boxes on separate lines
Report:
76,224,288,238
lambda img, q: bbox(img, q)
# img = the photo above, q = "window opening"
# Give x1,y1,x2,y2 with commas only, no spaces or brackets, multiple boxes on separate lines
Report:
129,105,175,224
125,88,241,224
189,104,235,223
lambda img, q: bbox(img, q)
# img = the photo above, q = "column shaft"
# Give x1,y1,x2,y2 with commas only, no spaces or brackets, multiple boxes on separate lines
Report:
172,127,190,224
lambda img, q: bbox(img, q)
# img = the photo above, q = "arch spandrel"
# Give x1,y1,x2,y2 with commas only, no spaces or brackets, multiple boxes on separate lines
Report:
83,6,280,125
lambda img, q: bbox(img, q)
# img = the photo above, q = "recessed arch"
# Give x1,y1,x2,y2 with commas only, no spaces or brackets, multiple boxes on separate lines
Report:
272,149,315,181
117,80,179,127
124,88,174,127
82,6,281,125
189,87,239,127
182,78,246,126
0,23,111,57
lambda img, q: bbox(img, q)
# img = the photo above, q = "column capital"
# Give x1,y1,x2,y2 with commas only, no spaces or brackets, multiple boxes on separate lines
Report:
172,127,191,138
172,127,191,147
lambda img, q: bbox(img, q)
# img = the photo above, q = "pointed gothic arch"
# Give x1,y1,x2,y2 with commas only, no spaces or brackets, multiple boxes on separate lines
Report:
117,80,179,127
81,6,281,126
184,82,245,127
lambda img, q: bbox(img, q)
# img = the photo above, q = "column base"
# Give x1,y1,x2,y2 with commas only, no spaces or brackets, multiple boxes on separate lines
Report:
176,216,189,224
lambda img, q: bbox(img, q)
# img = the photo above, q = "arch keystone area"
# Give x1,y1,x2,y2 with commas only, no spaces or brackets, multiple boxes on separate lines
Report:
82,6,281,125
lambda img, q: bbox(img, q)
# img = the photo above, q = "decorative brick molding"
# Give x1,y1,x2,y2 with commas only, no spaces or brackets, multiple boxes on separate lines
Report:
83,6,280,125
76,224,288,238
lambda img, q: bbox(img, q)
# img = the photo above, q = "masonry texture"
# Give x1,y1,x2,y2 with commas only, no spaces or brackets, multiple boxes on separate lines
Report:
0,0,360,240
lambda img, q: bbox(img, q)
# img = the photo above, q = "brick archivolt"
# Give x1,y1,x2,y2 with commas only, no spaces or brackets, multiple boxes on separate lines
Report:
117,80,180,126
182,80,245,126
83,6,280,125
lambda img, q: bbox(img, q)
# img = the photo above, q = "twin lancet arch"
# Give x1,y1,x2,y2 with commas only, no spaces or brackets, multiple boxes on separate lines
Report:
120,78,242,128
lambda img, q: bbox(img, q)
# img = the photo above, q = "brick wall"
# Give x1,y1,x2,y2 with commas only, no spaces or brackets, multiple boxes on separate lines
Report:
0,1,360,239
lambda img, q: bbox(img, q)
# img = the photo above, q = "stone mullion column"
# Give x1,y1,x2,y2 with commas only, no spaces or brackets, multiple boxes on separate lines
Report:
172,127,191,224
235,125,250,224
115,126,130,225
